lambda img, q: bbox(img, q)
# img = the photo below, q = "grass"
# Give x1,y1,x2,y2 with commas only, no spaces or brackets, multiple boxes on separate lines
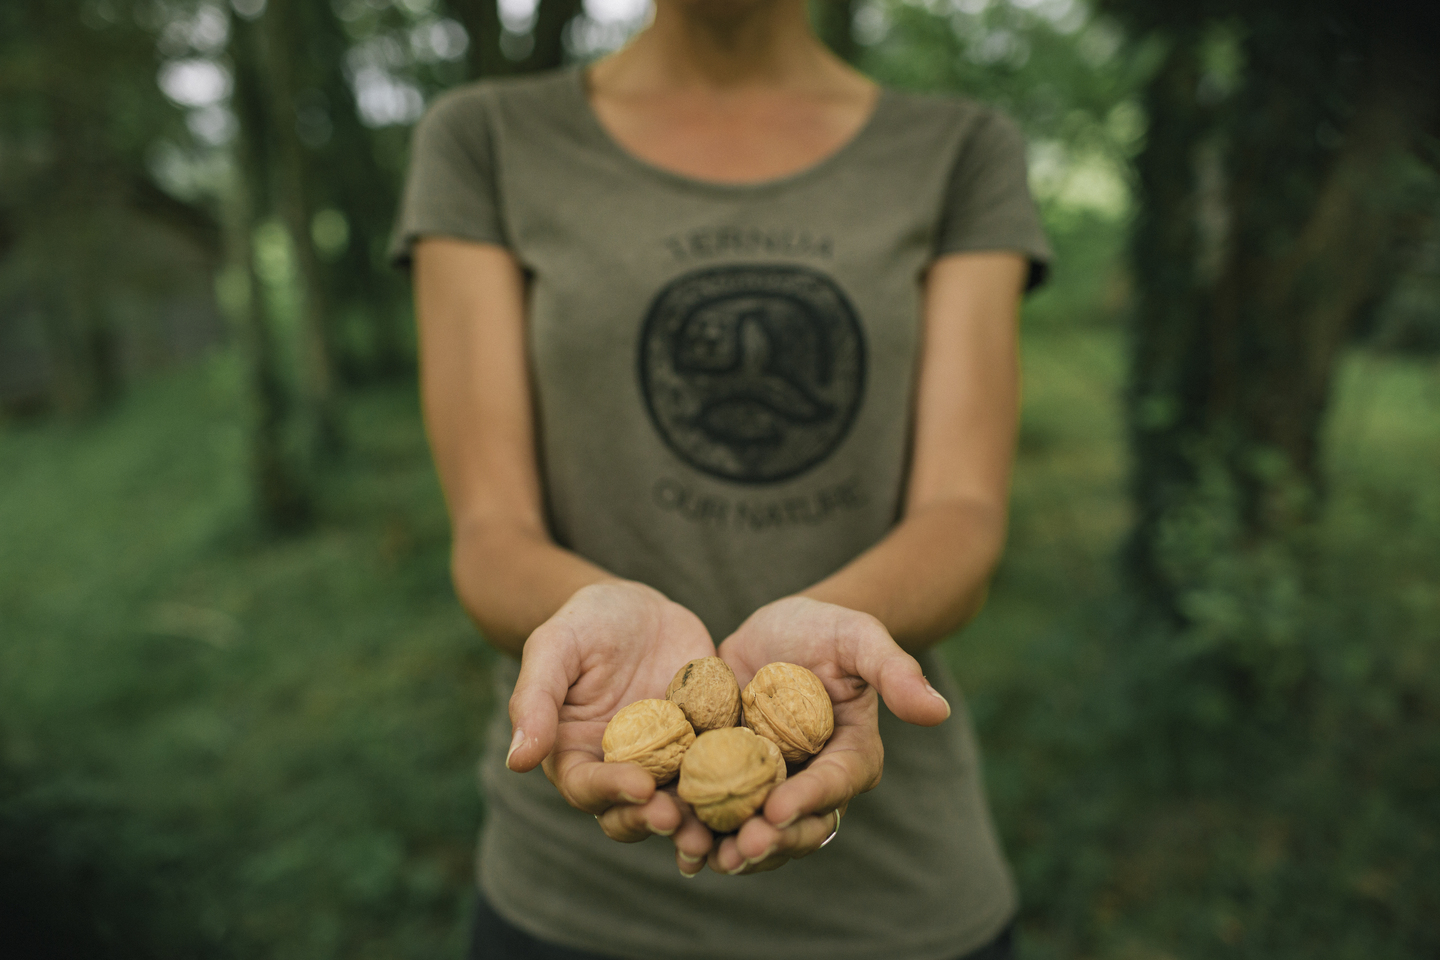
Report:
0,361,489,959
949,336,1440,959
1,315,1437,957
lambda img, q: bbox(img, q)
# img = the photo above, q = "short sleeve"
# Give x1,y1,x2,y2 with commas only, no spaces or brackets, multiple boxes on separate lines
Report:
387,87,509,269
934,109,1052,291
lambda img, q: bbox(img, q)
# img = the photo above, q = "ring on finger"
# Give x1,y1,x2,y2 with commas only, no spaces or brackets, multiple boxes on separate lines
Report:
819,808,841,849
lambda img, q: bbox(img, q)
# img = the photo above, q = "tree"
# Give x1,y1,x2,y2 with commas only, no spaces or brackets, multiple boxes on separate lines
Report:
444,0,581,78
811,0,858,64
0,0,219,416
524,0,583,73
1103,0,1440,630
228,3,313,531
447,0,506,79
256,0,344,456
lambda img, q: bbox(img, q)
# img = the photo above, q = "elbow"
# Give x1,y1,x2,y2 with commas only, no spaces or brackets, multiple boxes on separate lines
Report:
448,520,526,654
449,536,480,619
974,509,1009,592
449,531,490,632
964,505,1009,609
938,500,1010,637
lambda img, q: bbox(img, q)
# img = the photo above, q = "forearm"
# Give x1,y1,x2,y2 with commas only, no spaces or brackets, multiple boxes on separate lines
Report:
451,518,619,656
800,497,1007,652
415,240,622,655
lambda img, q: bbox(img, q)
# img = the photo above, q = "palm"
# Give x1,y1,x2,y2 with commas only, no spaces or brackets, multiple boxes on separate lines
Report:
722,603,877,704
547,593,715,780
506,581,714,808
720,598,886,799
705,596,949,874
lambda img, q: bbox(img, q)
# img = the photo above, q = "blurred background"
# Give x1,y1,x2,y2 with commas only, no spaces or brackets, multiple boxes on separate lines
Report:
1,0,1437,957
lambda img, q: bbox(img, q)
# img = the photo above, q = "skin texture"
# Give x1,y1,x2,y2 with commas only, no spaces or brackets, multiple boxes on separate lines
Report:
413,0,1028,878
586,0,877,185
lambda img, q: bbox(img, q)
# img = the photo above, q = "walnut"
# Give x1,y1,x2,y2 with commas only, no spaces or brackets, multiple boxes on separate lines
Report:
741,662,835,763
757,735,786,785
677,727,787,833
601,698,696,785
666,657,742,732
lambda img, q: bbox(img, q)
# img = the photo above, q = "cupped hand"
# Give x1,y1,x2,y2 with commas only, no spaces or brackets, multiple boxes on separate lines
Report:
709,596,951,875
505,580,718,871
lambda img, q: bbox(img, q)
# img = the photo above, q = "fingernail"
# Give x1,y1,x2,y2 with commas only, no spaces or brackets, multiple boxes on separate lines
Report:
924,681,952,719
649,821,675,837
776,814,799,830
505,729,525,770
678,851,703,865
725,861,748,876
679,864,700,878
619,791,646,805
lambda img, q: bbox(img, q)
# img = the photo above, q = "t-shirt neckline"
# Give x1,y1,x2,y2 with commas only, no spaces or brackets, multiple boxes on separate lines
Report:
569,65,891,196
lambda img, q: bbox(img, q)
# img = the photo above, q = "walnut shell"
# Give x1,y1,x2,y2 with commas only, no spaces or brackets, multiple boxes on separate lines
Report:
741,662,835,763
666,657,742,732
758,735,787,787
677,727,786,832
602,699,696,785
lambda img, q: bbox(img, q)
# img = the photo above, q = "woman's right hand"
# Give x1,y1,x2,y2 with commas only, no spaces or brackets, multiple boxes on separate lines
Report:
504,580,719,874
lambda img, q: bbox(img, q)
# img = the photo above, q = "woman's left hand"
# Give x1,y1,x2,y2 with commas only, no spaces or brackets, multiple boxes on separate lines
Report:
709,596,952,875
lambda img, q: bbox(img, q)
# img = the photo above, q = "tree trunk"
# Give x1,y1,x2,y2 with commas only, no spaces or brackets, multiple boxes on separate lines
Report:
259,0,344,458
228,7,311,532
446,0,506,80
811,0,857,64
1123,31,1218,624
522,0,582,73
311,0,410,381
1123,15,1439,627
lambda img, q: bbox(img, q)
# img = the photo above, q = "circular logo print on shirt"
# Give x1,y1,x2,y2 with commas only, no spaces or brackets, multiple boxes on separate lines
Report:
638,264,867,484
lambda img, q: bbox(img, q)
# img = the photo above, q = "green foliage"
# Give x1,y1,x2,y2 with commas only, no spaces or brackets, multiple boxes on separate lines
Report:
3,4,1437,959
859,0,1151,330
861,0,1156,186
950,325,1440,958
0,0,216,414
0,363,489,958
1367,173,1440,356
1108,0,1440,664
4,304,1436,959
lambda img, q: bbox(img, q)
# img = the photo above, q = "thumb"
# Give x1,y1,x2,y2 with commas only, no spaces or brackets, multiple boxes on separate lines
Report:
506,623,580,771
847,622,951,727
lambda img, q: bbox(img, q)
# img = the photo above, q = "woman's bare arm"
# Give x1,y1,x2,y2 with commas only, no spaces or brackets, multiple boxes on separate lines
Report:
709,251,1027,875
415,237,720,866
414,237,617,655
800,251,1026,650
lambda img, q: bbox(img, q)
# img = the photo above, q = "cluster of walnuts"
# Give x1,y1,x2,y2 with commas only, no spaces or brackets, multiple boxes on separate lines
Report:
601,658,835,832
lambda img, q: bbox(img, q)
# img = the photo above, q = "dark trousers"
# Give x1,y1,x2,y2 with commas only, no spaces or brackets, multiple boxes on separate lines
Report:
467,892,1015,960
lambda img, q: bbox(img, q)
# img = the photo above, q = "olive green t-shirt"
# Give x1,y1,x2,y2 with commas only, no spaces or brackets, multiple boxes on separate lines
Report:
391,67,1050,960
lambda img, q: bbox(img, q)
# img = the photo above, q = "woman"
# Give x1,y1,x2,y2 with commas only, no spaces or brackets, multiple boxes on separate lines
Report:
391,1,1050,957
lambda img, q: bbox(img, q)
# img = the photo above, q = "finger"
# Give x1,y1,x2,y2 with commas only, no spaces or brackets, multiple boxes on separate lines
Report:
507,622,583,772
597,791,682,843
722,849,793,876
739,854,792,874
673,801,714,877
733,813,785,863
736,808,841,865
707,832,748,876
761,728,879,828
786,807,844,860
841,618,951,727
551,751,656,814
